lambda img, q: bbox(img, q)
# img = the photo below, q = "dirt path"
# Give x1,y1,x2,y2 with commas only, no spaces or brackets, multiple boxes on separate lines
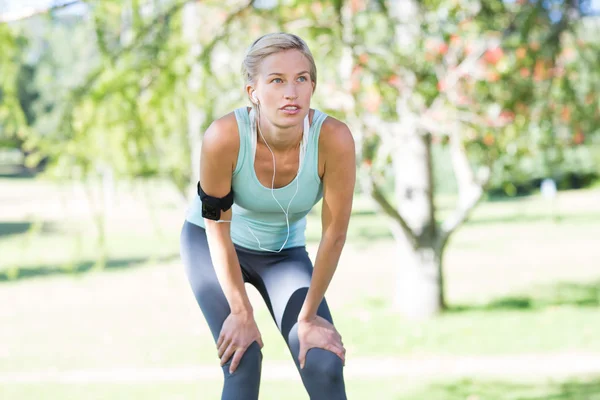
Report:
3,352,600,384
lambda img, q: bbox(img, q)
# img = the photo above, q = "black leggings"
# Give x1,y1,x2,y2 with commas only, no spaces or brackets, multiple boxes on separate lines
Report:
179,221,347,400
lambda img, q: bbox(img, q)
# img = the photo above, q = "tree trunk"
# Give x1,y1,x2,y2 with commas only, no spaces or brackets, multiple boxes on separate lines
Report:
394,238,444,319
383,0,443,318
392,128,444,318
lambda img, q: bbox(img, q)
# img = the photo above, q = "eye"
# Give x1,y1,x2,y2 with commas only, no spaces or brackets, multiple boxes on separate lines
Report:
272,78,283,83
297,76,308,82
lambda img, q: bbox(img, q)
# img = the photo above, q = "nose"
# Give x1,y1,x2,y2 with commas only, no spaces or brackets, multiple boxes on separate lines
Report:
284,84,298,100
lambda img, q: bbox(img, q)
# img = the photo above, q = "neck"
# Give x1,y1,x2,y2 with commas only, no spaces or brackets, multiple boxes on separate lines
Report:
256,111,303,152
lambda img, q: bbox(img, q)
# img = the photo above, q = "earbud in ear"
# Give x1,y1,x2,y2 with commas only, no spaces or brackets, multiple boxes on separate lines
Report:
251,91,258,103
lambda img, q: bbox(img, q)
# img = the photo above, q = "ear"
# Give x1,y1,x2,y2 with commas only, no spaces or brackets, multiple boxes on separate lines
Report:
246,85,257,104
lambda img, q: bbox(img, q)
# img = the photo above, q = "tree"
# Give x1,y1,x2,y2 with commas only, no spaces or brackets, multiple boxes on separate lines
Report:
0,23,29,149
3,0,598,313
332,0,600,318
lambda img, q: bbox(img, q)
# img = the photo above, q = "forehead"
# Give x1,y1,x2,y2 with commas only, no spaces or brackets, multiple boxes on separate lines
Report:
258,49,311,75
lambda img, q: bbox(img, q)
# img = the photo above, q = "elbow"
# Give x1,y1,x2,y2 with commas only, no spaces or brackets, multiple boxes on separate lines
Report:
204,219,219,234
326,231,347,250
204,219,230,241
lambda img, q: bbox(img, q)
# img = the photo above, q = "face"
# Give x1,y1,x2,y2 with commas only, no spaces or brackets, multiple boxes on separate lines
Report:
248,49,315,127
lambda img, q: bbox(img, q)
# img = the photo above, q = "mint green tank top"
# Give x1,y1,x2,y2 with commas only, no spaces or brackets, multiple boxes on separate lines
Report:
185,107,327,251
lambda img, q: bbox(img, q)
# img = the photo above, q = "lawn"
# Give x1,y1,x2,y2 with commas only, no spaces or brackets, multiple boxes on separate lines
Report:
1,176,599,399
3,378,600,400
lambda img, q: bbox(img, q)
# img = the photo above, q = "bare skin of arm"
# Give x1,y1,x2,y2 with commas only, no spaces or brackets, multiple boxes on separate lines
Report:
297,117,356,368
199,114,263,374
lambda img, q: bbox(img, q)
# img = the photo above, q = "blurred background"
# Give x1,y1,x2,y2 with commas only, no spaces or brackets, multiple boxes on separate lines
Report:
1,0,600,399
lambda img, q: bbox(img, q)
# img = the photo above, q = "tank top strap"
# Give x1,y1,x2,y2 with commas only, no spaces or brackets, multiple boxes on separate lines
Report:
309,109,328,144
233,107,252,176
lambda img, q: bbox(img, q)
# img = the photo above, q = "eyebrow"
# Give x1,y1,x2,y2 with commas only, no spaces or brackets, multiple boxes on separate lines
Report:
267,71,310,77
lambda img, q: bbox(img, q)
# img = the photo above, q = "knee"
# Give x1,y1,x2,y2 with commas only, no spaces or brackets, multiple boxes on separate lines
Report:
223,341,263,377
241,341,263,369
301,348,344,385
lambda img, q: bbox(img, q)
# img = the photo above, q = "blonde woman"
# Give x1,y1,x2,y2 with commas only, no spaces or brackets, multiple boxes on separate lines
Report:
180,32,355,399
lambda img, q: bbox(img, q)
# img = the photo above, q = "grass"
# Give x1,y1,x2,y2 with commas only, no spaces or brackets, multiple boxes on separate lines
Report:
1,263,599,374
1,177,600,399
2,378,600,399
0,379,453,400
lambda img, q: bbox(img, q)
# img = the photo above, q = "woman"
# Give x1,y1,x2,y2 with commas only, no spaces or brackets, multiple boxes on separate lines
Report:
180,32,355,400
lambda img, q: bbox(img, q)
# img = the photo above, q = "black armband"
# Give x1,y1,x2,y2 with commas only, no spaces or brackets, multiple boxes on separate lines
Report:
197,181,234,220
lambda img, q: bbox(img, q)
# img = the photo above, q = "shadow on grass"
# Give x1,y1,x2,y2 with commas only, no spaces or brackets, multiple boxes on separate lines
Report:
0,165,37,179
426,378,600,400
0,222,33,237
0,254,179,283
464,212,600,226
450,280,600,313
0,220,64,238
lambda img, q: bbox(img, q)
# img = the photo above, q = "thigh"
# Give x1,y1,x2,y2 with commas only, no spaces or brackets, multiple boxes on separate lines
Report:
244,247,346,398
179,220,233,342
245,246,334,344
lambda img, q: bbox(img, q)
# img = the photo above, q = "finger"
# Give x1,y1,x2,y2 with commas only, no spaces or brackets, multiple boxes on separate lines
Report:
220,343,236,367
217,337,230,358
334,333,343,347
229,346,247,374
327,344,345,363
216,333,224,349
298,346,307,369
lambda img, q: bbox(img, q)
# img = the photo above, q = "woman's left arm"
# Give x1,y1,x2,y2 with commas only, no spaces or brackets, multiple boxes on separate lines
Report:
298,119,356,323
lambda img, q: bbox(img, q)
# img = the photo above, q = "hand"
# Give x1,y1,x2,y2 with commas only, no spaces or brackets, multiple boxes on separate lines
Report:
217,311,264,374
297,315,345,369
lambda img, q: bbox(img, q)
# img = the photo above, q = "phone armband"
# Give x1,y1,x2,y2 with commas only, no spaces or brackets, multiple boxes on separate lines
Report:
197,181,234,220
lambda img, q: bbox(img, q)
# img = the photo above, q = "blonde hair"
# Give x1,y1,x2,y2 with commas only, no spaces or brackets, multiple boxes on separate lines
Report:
241,32,317,98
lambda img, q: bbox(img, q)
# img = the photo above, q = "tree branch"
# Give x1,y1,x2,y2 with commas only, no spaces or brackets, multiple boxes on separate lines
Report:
425,37,495,121
362,171,419,250
72,0,193,97
430,5,575,251
437,130,490,250
198,0,256,62
424,5,524,121
0,0,82,23
362,114,396,149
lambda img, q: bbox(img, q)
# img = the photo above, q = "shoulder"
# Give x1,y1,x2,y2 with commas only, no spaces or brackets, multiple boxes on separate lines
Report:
318,113,355,155
202,110,241,158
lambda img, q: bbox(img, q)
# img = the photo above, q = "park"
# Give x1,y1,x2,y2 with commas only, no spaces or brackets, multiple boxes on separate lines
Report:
1,1,599,399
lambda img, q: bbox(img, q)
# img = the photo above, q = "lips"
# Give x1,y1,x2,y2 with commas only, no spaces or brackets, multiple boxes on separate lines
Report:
280,104,300,111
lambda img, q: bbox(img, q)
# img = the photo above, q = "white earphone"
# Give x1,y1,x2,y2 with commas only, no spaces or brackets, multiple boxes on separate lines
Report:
246,106,307,253
217,90,310,253
217,92,309,254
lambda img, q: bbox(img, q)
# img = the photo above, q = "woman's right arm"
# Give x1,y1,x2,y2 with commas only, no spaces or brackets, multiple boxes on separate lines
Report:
200,116,252,315
199,115,262,373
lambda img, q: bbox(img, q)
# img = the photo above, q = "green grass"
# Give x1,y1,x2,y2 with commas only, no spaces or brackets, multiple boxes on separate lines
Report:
1,176,599,279
338,305,600,357
1,266,598,373
1,379,407,400
1,177,600,399
2,378,600,400
409,378,600,400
